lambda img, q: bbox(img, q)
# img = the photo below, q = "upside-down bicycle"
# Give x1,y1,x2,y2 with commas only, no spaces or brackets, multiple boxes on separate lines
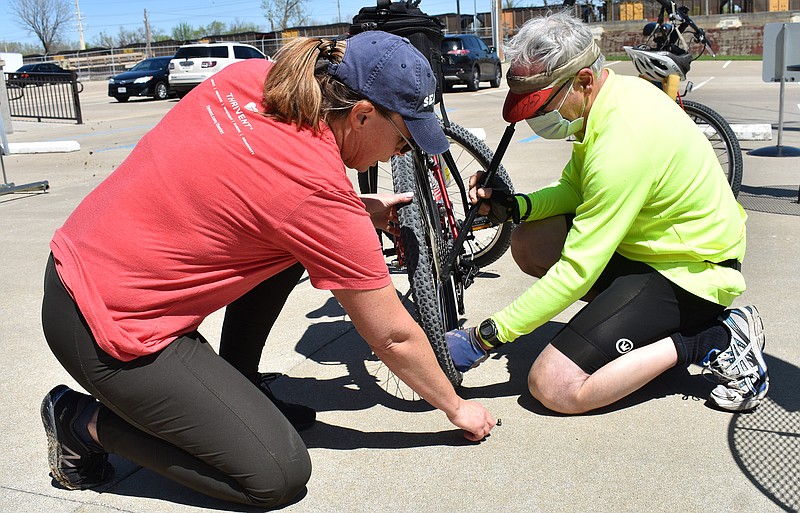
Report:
351,1,515,389
359,114,515,390
624,0,744,197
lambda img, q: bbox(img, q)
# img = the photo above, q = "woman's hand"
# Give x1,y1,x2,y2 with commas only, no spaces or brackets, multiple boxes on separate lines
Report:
360,192,413,236
447,398,497,442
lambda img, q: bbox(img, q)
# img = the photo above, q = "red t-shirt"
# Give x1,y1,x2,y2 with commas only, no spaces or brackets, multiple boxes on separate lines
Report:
51,59,391,361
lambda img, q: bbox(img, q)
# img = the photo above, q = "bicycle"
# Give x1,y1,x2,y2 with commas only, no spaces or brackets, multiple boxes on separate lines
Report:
349,0,516,390
624,0,743,197
359,118,515,390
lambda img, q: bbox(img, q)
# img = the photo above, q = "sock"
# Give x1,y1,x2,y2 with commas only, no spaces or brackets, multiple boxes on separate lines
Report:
74,400,104,453
671,322,729,367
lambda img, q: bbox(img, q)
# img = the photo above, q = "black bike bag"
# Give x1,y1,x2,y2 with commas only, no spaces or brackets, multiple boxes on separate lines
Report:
349,0,445,103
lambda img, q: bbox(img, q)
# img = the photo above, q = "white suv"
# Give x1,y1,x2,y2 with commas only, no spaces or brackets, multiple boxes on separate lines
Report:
168,42,266,97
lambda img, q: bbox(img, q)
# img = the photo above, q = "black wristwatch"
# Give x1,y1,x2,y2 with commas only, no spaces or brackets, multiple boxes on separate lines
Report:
478,318,501,348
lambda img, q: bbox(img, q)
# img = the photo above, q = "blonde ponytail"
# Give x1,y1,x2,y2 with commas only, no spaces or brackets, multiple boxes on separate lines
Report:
263,37,364,131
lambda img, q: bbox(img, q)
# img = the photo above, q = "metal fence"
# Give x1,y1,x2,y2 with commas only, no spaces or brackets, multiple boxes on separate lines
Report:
21,36,310,82
4,72,83,124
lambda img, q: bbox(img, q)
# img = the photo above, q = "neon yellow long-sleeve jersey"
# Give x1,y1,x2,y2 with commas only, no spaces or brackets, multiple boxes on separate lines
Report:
493,69,747,343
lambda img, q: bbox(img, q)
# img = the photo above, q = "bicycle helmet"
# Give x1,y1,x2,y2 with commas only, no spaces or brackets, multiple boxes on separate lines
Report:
624,44,692,81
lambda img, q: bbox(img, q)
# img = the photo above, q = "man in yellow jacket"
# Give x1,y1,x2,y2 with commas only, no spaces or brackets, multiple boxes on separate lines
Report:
447,11,768,414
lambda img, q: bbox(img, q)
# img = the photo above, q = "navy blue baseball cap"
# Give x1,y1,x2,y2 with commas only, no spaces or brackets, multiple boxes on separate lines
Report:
328,31,449,155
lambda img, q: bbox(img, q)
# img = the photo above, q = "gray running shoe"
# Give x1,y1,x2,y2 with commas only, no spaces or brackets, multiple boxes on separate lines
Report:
704,306,769,411
41,385,113,489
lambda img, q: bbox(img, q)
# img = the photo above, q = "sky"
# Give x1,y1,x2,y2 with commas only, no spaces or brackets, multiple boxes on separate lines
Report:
1,0,491,49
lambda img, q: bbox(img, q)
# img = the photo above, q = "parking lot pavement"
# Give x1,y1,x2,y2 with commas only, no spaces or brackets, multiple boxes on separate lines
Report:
1,63,798,512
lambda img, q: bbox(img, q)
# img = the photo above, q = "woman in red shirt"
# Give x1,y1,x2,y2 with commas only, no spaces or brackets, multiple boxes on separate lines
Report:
40,32,495,507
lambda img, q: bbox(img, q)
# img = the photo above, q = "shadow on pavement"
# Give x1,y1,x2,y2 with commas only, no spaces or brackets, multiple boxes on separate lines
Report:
728,354,800,513
300,421,479,450
65,459,304,512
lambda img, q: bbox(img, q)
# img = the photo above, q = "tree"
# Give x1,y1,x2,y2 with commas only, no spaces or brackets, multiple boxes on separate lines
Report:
91,26,147,48
117,26,146,46
93,30,116,48
172,22,198,42
0,39,44,55
228,18,262,34
9,0,73,55
204,20,226,36
261,0,308,32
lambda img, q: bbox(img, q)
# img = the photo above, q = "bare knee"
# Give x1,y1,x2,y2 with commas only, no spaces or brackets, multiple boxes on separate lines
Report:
511,217,568,278
528,347,592,415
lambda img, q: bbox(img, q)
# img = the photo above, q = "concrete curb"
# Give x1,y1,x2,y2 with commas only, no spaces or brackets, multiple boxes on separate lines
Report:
7,140,80,154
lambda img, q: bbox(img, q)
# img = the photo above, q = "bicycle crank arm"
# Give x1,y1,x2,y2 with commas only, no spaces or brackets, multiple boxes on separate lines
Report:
442,123,516,277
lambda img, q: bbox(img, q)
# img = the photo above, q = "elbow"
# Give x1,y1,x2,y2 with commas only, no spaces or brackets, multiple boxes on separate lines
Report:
368,334,404,360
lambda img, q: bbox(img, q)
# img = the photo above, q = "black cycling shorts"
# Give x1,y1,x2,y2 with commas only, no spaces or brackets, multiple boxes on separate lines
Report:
551,253,724,374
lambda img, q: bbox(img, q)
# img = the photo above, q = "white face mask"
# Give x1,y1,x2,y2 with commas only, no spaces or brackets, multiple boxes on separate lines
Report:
526,79,586,140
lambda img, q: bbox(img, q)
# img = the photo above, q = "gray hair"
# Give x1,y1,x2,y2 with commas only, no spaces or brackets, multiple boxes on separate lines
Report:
504,10,605,78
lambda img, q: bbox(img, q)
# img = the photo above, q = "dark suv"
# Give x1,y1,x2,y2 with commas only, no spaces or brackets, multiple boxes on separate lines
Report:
440,34,502,92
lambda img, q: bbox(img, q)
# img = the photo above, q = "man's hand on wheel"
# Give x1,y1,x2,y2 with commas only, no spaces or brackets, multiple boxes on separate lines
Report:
446,327,490,372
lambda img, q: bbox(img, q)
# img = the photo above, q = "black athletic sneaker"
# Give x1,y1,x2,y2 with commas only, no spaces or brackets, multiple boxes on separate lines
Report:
40,385,114,490
256,373,316,431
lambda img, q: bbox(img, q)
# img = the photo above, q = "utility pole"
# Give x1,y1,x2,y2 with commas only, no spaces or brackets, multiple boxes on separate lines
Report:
75,0,86,50
496,0,503,60
144,9,152,58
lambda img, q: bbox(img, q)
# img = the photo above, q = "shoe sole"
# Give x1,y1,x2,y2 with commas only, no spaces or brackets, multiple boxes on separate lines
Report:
41,385,82,490
746,305,766,351
710,375,770,412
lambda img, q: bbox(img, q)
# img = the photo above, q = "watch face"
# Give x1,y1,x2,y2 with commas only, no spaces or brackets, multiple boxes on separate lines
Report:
480,319,496,340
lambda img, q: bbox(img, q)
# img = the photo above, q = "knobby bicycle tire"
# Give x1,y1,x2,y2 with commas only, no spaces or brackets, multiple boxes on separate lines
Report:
679,99,743,197
392,152,463,388
440,121,515,268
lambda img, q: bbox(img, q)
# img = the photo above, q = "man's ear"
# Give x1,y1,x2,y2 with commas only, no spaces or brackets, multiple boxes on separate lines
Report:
576,67,595,94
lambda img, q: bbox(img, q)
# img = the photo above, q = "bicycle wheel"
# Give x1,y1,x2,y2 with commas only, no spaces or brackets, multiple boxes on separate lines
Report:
392,152,463,388
680,99,743,197
358,120,515,269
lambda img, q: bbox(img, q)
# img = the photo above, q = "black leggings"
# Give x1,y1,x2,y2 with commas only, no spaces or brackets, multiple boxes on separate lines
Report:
41,255,311,507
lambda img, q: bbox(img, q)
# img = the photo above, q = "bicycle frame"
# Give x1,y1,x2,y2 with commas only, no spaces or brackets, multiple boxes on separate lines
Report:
651,0,714,57
640,0,715,99
396,148,477,315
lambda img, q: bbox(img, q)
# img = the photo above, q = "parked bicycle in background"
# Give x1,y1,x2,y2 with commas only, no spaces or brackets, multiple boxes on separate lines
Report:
624,0,744,197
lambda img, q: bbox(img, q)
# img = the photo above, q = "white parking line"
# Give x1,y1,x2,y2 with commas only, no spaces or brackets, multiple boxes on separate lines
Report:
723,61,732,68
692,77,715,90
471,87,508,96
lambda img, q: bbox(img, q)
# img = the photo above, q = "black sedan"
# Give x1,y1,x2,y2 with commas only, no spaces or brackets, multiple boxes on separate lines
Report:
7,62,83,91
108,56,173,102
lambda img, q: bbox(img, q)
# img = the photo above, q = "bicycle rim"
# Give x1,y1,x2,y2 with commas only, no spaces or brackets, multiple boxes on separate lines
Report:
392,152,463,388
680,99,744,197
439,122,515,268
